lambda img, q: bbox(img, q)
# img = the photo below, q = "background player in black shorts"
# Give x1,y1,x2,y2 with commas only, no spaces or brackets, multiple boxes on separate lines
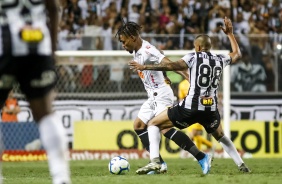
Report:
0,1,71,184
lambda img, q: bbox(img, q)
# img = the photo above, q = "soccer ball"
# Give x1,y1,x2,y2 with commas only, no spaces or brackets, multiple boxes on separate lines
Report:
108,156,130,175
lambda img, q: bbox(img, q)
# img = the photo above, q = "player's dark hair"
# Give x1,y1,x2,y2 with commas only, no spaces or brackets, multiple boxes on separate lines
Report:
115,19,142,38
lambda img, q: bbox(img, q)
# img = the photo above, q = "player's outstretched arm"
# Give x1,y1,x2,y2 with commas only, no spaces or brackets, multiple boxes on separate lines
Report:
220,16,242,64
175,70,189,81
128,57,188,71
159,50,189,80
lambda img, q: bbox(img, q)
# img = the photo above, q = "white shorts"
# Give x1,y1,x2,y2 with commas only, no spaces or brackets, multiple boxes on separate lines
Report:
138,86,174,124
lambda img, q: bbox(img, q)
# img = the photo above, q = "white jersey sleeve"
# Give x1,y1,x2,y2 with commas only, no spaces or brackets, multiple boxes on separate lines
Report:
181,52,195,68
143,43,165,64
218,54,232,67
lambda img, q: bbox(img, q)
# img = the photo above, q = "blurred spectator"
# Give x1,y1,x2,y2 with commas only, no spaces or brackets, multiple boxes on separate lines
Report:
68,0,83,31
166,13,184,34
58,20,82,50
150,0,160,11
54,0,282,93
128,4,140,23
101,21,113,50
128,0,142,14
218,0,230,10
112,18,123,50
208,0,225,31
103,1,118,27
100,0,114,17
234,12,250,34
121,67,143,92
1,91,20,123
81,12,103,50
208,22,227,49
241,1,252,21
139,0,153,25
159,5,171,30
231,50,267,92
93,66,118,92
262,54,275,91
56,65,77,92
249,36,265,66
183,13,201,44
80,65,94,91
182,0,195,19
182,39,194,50
78,0,89,19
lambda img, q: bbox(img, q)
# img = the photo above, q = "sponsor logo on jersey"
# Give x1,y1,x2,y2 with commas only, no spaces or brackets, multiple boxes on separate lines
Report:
20,27,44,43
200,96,214,106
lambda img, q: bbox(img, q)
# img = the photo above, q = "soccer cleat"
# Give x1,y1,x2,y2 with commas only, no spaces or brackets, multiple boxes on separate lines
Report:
238,163,251,173
160,162,168,173
147,162,168,174
136,162,161,175
198,154,212,174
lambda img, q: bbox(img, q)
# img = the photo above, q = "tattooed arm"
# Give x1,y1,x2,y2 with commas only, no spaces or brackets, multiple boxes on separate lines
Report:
129,57,188,71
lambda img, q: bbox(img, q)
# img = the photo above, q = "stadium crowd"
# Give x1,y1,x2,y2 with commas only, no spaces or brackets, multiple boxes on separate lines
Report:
55,0,282,94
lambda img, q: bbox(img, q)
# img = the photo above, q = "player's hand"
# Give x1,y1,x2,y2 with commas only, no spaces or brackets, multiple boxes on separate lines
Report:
128,61,145,71
220,16,233,35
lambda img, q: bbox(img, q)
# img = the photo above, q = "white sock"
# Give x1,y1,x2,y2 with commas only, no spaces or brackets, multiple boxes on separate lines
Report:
148,126,161,161
218,135,244,166
39,113,71,184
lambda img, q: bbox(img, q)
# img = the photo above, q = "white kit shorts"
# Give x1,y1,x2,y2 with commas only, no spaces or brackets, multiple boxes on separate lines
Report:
138,86,174,124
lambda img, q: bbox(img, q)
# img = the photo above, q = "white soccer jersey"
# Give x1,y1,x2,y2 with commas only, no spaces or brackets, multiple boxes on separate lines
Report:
134,40,174,124
0,0,52,56
133,39,167,92
180,51,231,111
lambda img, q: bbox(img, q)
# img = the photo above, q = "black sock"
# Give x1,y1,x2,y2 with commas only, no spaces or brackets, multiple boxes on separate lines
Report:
135,129,165,163
164,128,205,161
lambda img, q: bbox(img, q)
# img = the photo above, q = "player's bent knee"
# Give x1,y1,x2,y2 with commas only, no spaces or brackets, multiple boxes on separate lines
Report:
133,118,147,130
161,127,171,134
212,130,225,141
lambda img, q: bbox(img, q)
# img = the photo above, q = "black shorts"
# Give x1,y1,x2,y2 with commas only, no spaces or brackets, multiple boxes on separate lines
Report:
167,104,221,134
0,55,57,99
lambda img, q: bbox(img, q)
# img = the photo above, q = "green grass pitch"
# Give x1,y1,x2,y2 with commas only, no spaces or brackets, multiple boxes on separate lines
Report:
2,158,282,184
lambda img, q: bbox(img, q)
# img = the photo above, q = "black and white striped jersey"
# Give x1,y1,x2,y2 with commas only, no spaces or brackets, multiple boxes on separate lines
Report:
0,0,52,56
180,51,231,111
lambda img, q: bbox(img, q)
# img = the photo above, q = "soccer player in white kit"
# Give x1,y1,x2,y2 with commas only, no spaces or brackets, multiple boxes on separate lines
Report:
116,21,211,175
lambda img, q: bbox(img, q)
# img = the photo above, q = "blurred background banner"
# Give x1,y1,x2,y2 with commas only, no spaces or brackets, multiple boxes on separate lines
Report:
1,120,280,160
0,123,40,150
72,120,282,159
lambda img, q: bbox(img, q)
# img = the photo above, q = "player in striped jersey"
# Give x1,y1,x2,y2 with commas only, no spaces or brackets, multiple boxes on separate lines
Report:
0,1,71,183
129,17,251,173
117,21,212,175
